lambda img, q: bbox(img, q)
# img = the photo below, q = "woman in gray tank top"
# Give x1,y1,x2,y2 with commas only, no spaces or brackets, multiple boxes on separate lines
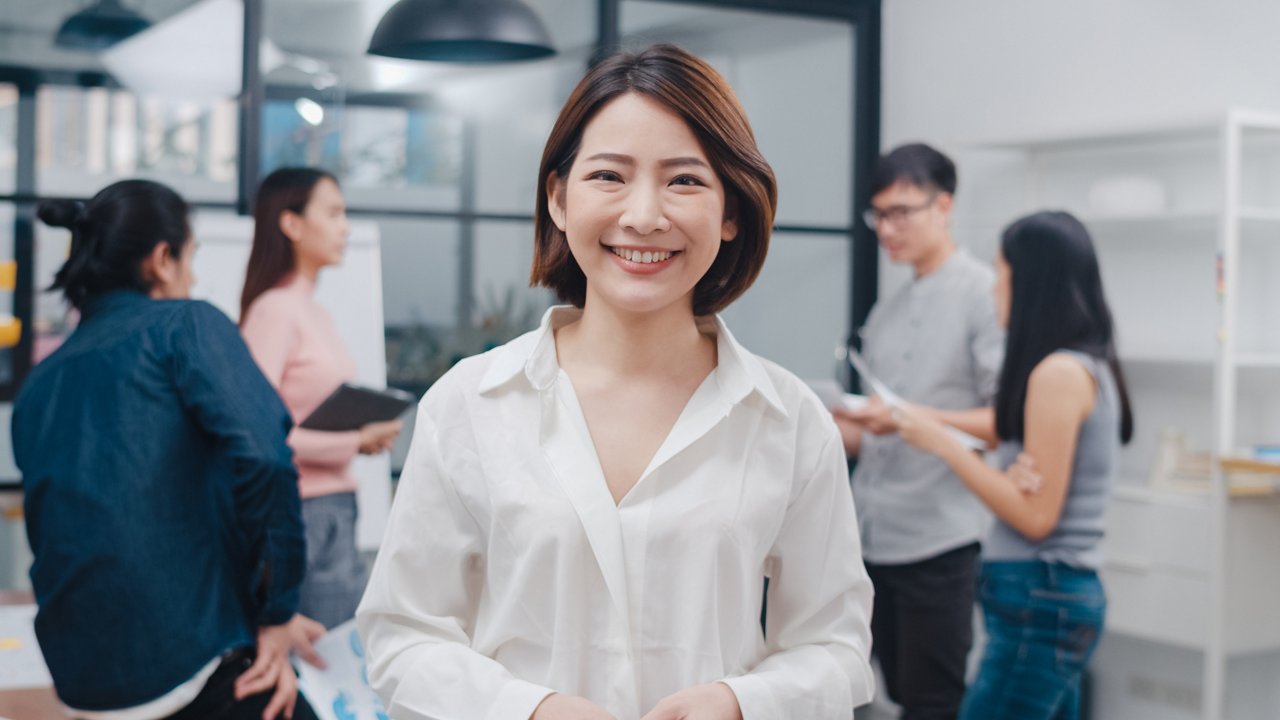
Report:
896,210,1134,720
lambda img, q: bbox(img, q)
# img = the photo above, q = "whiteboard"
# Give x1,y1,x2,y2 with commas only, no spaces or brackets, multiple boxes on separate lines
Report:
191,214,392,551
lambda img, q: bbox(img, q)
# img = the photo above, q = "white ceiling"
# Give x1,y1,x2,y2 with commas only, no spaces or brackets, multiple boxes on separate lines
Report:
0,0,847,95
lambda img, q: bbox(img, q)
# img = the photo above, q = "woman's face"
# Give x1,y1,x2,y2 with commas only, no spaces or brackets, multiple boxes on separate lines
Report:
547,92,737,317
993,249,1012,328
286,178,349,271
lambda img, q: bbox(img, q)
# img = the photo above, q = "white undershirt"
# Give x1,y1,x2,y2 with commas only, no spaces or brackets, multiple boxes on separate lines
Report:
62,655,222,720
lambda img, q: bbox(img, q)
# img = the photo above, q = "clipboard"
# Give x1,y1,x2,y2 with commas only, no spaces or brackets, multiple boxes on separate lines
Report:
843,347,988,451
299,383,415,432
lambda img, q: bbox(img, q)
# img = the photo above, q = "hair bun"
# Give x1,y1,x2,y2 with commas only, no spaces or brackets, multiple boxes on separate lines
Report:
37,199,86,230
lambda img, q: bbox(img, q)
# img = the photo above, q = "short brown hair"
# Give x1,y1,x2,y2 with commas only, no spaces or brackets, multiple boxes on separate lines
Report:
530,44,777,316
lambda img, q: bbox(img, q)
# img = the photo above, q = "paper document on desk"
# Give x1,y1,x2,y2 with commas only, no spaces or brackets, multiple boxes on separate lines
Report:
0,604,52,690
296,620,389,720
845,348,988,451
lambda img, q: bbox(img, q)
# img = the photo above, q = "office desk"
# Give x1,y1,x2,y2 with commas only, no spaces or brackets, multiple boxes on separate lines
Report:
0,590,60,720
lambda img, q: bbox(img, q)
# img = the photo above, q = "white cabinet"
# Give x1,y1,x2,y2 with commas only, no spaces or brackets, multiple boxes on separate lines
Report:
959,109,1280,720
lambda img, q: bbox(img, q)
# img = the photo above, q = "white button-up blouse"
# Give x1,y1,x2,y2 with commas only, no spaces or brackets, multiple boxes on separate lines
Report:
357,307,875,720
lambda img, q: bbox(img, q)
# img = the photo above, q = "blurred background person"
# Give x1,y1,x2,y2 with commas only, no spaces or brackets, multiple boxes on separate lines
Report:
15,179,322,719
835,143,1003,720
896,210,1134,720
240,167,402,630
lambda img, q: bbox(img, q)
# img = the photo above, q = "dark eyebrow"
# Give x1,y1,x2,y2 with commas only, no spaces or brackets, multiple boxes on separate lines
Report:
582,153,710,170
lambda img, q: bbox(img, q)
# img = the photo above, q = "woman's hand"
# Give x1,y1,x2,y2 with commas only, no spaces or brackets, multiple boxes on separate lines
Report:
894,405,957,457
235,623,298,720
358,419,403,454
639,683,743,720
284,613,327,669
529,693,617,720
1009,452,1043,494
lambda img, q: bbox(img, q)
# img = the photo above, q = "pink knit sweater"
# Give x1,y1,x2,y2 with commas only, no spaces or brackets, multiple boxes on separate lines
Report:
241,274,360,499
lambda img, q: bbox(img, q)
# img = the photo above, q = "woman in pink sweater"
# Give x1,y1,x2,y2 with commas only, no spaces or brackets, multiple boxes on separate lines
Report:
240,167,402,629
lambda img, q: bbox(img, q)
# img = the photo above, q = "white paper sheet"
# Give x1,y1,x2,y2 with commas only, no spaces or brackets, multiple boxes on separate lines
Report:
844,348,988,451
296,620,389,720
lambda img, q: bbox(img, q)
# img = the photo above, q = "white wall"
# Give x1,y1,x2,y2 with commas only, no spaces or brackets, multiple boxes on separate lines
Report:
883,0,1280,148
881,3,1280,718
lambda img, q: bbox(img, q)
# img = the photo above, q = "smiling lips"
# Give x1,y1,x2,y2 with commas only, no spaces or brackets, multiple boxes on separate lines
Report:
607,245,679,271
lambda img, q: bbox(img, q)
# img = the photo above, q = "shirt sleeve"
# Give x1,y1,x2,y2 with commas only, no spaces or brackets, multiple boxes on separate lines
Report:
172,302,304,626
356,399,555,720
969,282,1006,404
721,427,876,719
241,293,362,467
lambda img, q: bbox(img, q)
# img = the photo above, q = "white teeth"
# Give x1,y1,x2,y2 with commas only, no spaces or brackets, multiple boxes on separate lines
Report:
611,247,673,264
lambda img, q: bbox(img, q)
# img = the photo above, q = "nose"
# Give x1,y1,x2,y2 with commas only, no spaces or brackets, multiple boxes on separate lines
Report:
618,184,671,235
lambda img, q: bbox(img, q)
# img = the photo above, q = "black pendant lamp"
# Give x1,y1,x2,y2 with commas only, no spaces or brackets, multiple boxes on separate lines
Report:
367,0,555,63
55,0,152,51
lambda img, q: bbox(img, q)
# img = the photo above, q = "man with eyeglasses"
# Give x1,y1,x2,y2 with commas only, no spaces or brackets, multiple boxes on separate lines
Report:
834,143,1005,720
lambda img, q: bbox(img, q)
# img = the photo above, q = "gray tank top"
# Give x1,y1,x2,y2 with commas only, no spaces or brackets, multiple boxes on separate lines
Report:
985,350,1120,570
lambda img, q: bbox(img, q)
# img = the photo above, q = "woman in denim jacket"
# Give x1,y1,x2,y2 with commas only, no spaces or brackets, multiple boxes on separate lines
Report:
15,179,324,719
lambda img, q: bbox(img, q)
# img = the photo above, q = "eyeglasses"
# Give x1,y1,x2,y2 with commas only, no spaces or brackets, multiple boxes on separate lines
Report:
862,193,938,231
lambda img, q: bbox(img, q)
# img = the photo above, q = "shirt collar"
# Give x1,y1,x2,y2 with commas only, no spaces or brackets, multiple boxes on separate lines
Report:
79,289,150,320
914,246,969,287
478,305,788,416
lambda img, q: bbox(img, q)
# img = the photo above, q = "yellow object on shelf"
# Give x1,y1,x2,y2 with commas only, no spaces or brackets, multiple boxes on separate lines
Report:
0,316,19,349
0,260,14,292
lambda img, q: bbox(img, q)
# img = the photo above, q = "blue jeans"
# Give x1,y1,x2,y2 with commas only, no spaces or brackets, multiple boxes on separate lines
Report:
298,492,368,629
959,561,1106,720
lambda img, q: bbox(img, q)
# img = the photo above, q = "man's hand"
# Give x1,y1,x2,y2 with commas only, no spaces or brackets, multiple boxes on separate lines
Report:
831,407,865,456
839,395,900,436
529,693,617,720
639,683,743,720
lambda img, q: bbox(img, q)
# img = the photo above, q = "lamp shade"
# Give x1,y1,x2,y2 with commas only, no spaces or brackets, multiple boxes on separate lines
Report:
55,0,151,51
367,0,555,62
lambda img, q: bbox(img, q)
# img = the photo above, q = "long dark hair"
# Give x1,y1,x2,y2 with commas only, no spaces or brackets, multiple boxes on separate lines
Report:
40,179,190,310
239,167,336,322
995,211,1134,444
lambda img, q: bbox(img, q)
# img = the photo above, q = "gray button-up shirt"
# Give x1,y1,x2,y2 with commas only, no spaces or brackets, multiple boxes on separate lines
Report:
852,248,1005,564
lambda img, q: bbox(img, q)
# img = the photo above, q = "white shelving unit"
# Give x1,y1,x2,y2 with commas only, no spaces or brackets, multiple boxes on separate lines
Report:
959,109,1280,720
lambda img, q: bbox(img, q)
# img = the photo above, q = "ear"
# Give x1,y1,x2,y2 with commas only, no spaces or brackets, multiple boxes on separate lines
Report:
721,216,738,242
935,192,954,215
546,172,567,232
721,195,739,242
141,242,176,293
279,209,303,242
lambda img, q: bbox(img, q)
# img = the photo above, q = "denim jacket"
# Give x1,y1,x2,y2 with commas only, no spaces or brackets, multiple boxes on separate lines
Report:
14,290,305,710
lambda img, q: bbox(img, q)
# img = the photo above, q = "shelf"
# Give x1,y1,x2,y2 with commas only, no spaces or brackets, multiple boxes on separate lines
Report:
1239,207,1280,223
1119,353,1280,369
1078,212,1216,228
1122,354,1213,367
1113,482,1212,507
1235,353,1280,368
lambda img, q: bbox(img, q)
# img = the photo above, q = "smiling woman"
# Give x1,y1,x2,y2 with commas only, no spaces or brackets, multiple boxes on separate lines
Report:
357,44,875,720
